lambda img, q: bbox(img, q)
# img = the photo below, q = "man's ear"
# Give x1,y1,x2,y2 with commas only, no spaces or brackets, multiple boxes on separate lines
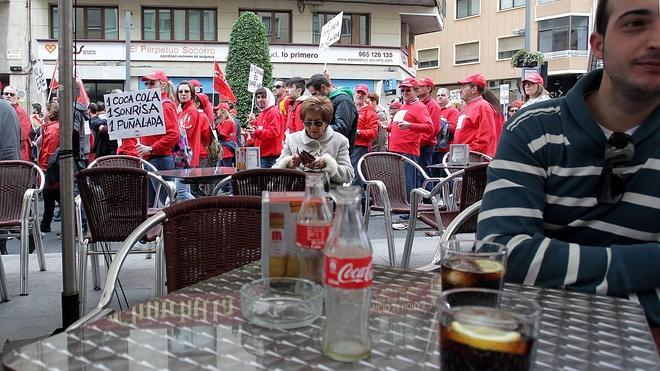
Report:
590,32,604,60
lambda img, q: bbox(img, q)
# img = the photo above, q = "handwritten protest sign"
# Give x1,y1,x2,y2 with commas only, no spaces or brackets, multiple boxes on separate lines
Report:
32,60,48,92
499,84,510,104
450,89,461,101
104,89,166,140
319,12,343,52
247,64,264,93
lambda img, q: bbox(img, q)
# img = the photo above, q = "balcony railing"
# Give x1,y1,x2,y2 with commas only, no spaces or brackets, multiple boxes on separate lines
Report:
543,50,589,58
537,0,561,4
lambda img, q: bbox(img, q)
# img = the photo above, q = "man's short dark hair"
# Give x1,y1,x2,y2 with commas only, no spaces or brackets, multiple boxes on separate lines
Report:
96,101,105,112
595,0,611,36
88,102,98,114
286,77,306,92
31,103,42,114
306,74,330,91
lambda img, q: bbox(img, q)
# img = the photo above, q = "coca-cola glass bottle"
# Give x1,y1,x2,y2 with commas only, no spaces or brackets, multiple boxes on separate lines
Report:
322,185,373,362
296,173,333,284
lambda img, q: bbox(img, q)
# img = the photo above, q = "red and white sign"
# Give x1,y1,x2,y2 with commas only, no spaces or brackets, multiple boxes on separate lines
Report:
324,256,373,289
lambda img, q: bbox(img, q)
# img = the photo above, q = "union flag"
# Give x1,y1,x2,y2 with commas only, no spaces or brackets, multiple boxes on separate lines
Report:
213,61,236,103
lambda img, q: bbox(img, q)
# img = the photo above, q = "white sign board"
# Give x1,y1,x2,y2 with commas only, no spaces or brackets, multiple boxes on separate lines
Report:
319,12,343,52
499,84,510,104
6,49,21,60
247,64,264,93
104,89,166,140
449,89,461,101
32,60,48,92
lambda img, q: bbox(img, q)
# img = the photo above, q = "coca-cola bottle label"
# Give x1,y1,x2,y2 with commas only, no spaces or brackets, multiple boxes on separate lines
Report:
324,256,373,289
296,224,330,250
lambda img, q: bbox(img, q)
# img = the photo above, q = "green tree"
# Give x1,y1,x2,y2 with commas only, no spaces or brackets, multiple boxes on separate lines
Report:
226,11,273,125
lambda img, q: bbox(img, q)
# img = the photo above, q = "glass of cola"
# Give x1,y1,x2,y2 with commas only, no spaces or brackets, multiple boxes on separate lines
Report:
438,288,541,371
440,240,507,292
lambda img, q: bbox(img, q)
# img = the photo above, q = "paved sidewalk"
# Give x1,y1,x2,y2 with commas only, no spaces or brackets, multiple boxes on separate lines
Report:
0,215,446,347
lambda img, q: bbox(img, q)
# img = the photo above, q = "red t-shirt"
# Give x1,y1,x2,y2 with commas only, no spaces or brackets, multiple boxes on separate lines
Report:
38,120,60,170
251,105,285,158
14,105,32,161
454,96,499,157
217,118,237,159
356,105,379,147
387,100,434,157
420,96,441,147
139,93,180,158
286,99,305,134
178,100,206,167
117,138,138,157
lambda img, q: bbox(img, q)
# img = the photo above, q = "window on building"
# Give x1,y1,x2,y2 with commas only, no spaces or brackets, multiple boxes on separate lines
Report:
313,13,369,45
418,48,439,69
455,41,479,64
499,0,525,10
538,16,589,52
240,10,291,43
51,6,119,39
142,7,216,41
497,35,524,59
456,0,480,19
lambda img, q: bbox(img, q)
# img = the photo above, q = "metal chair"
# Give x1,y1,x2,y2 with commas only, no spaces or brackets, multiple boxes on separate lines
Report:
69,196,262,330
0,160,47,298
212,168,308,196
75,167,174,314
441,150,492,177
357,152,442,267
401,163,488,269
415,201,482,272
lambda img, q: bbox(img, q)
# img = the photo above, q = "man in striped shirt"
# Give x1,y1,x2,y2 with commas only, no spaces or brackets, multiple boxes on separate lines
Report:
478,0,660,327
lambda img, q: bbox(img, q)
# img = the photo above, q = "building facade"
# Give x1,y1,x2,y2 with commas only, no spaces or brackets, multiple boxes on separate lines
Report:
415,0,595,103
0,0,442,106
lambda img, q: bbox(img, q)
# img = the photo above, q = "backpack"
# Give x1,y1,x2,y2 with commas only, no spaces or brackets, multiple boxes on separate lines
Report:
173,114,193,169
45,147,60,185
435,118,452,151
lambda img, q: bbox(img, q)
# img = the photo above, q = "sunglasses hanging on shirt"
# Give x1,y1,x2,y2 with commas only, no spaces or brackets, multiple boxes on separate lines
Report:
596,132,634,204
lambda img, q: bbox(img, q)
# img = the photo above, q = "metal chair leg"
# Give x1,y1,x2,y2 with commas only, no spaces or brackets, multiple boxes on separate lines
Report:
401,193,420,269
79,242,89,314
155,240,163,297
91,245,100,290
0,254,9,301
383,208,396,268
32,221,46,272
19,222,29,295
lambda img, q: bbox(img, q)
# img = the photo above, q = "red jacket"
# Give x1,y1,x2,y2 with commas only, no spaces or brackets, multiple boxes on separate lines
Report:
286,98,305,134
356,105,379,147
420,96,441,147
198,108,212,160
217,118,237,159
178,100,206,167
117,138,138,157
139,93,180,158
387,100,434,157
250,105,285,158
436,105,461,153
38,119,59,170
454,96,499,157
15,105,32,161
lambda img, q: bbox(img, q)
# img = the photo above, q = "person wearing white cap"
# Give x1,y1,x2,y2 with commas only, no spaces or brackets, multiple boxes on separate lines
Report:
521,74,551,108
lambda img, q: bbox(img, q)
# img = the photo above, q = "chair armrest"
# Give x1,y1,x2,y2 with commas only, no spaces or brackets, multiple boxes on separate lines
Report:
421,177,444,190
212,177,232,196
20,189,37,221
67,211,168,331
148,173,175,206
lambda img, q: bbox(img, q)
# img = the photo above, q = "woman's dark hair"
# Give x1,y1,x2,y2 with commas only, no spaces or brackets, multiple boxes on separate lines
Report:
300,96,333,124
481,89,503,117
176,80,197,105
31,103,42,114
595,0,610,36
49,102,60,121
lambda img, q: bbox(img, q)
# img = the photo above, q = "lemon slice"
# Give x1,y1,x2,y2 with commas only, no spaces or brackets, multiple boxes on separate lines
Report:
447,321,526,354
475,259,503,273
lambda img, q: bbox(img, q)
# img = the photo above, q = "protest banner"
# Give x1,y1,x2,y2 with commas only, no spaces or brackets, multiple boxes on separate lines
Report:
499,83,510,104
104,88,166,140
449,89,461,101
318,12,343,70
248,64,264,114
32,60,48,92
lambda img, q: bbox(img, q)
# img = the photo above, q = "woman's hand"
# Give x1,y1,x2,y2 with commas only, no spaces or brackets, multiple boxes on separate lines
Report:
289,155,302,168
308,158,326,170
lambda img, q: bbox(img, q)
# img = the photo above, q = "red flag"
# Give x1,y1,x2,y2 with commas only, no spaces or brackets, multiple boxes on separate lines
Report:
213,61,236,103
75,75,90,107
49,62,59,90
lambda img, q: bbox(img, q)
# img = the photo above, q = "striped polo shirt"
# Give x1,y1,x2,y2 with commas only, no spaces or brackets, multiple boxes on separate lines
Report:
477,69,660,326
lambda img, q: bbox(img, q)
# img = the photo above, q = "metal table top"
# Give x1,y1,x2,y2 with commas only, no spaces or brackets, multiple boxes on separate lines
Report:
157,166,237,184
3,264,658,370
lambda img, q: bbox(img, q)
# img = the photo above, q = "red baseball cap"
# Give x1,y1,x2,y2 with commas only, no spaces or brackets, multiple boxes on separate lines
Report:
399,77,418,88
229,108,238,115
458,74,487,88
355,84,369,94
189,79,201,88
523,74,544,85
389,101,402,109
214,102,230,111
417,77,435,87
140,69,168,83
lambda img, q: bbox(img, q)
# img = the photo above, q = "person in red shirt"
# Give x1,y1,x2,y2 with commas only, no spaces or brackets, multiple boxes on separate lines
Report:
188,79,214,166
274,79,290,120
214,102,238,167
434,88,461,164
285,77,307,134
351,84,378,175
416,77,441,174
38,102,60,233
246,87,285,168
384,77,433,198
136,70,181,207
454,74,499,157
3,86,32,161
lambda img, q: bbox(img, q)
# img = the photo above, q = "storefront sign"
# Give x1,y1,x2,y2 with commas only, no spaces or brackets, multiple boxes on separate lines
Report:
104,89,166,140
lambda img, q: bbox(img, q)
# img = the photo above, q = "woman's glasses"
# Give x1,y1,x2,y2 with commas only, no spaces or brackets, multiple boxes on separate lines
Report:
178,89,191,94
303,120,325,128
596,132,634,204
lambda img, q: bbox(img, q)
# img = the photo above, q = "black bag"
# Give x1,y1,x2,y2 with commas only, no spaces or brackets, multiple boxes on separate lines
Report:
45,148,60,185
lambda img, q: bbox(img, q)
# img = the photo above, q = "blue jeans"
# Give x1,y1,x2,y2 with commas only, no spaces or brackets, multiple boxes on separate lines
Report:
397,153,418,202
261,157,277,169
175,179,195,202
418,145,434,185
148,155,175,208
350,145,369,186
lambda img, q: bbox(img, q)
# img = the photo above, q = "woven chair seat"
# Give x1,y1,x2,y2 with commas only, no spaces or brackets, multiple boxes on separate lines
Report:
0,218,29,228
231,168,307,195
